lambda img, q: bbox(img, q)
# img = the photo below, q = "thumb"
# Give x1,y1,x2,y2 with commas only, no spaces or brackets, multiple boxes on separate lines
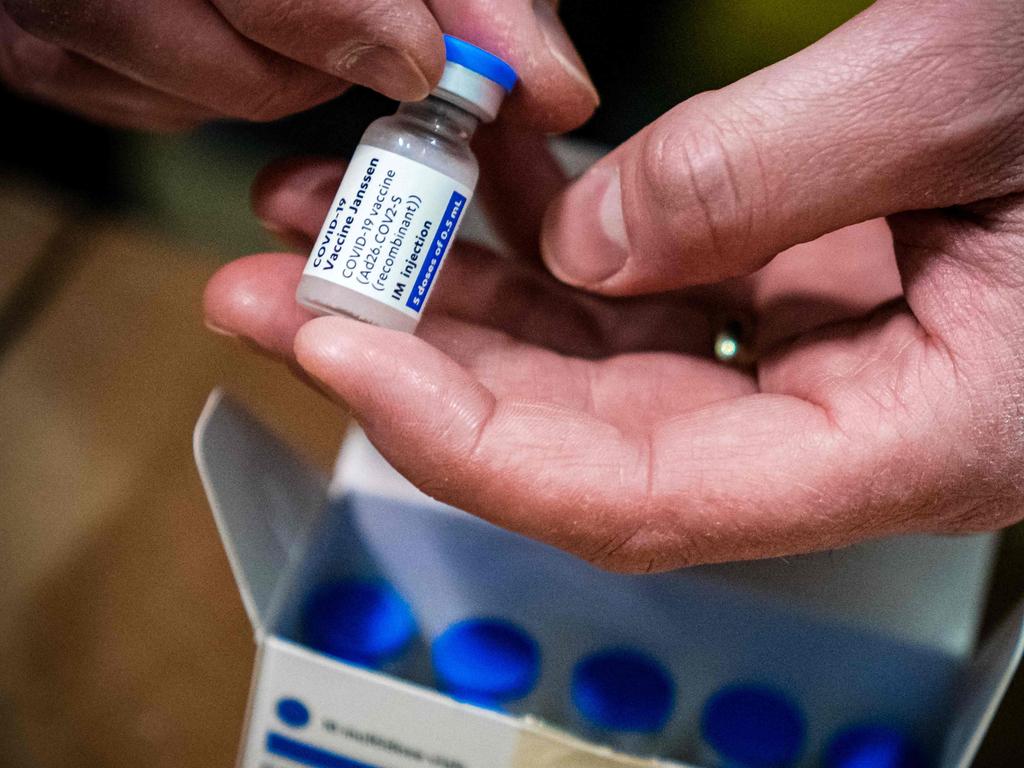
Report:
541,0,1024,295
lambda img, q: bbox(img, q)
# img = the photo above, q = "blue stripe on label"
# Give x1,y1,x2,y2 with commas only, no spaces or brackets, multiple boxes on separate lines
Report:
405,191,466,312
266,733,381,768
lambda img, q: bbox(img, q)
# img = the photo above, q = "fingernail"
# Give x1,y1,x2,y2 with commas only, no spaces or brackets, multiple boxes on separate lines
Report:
534,0,599,107
337,44,430,101
204,319,238,338
542,165,629,287
256,217,308,252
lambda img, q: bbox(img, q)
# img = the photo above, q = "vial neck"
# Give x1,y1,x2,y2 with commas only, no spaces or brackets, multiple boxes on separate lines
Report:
396,96,479,142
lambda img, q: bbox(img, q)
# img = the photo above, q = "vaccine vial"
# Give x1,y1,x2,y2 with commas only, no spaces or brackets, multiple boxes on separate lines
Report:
296,36,518,332
698,682,806,768
302,578,417,670
431,618,540,712
823,725,925,768
569,648,676,756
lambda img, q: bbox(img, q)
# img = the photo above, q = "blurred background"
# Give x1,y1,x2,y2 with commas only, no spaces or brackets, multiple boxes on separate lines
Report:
1,1,1022,765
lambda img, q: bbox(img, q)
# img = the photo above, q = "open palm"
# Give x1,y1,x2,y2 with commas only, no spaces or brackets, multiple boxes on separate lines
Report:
204,141,1023,572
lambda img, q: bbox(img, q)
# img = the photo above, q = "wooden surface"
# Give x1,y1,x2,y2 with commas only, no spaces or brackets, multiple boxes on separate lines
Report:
0,179,346,767
0,179,1022,766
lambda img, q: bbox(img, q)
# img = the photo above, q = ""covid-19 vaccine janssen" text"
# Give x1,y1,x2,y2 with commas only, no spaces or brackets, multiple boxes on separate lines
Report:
296,36,517,333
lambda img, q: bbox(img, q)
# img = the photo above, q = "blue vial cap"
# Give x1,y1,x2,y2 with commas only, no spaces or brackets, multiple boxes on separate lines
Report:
700,683,806,768
432,618,540,702
443,35,517,92
571,648,676,733
303,579,416,668
824,725,925,768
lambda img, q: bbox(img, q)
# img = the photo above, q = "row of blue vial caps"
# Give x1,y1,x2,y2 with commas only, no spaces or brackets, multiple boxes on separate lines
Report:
302,579,926,768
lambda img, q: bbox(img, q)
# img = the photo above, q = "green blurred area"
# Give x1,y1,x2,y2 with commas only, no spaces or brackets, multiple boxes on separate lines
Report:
671,0,873,88
116,132,277,257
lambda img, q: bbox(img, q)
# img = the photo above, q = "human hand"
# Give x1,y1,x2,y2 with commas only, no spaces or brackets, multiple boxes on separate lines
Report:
206,0,1024,572
0,0,595,131
208,142,930,572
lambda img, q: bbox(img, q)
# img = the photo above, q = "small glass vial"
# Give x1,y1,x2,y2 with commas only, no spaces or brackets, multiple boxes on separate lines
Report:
297,36,517,332
431,618,541,713
698,682,806,768
569,647,676,756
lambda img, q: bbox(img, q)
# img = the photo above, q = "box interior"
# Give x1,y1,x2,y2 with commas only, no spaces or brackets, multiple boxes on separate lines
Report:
195,390,1024,768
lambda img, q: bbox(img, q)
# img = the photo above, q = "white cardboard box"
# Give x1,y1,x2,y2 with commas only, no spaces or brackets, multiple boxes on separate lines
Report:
195,391,1023,768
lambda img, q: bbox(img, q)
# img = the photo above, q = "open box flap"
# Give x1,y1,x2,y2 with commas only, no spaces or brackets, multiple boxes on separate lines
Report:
194,389,328,635
940,598,1024,768
693,532,997,658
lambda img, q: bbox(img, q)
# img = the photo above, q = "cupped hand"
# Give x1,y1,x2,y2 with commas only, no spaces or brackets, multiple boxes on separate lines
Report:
0,0,595,131
203,149,973,573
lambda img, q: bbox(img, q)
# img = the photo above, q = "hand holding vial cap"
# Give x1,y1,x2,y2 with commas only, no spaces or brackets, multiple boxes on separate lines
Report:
0,0,594,131
208,0,1024,573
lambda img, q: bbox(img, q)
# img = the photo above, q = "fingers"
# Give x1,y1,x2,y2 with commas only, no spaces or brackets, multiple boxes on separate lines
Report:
289,314,909,572
249,143,566,262
429,0,598,132
473,124,567,258
201,242,718,364
0,10,215,131
426,245,716,358
4,0,595,128
541,0,1024,295
203,252,312,361
3,0,345,121
251,156,347,251
291,297,1015,573
209,0,443,101
414,313,754,422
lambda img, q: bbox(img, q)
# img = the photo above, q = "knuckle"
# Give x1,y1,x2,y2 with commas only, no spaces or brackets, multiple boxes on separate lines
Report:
636,101,765,278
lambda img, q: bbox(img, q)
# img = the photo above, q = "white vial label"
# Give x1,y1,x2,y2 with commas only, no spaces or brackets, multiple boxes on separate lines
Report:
303,145,473,319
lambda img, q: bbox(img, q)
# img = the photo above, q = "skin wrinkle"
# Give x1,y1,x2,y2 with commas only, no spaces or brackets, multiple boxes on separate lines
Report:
723,106,772,251
645,114,732,280
579,436,658,569
464,388,498,466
